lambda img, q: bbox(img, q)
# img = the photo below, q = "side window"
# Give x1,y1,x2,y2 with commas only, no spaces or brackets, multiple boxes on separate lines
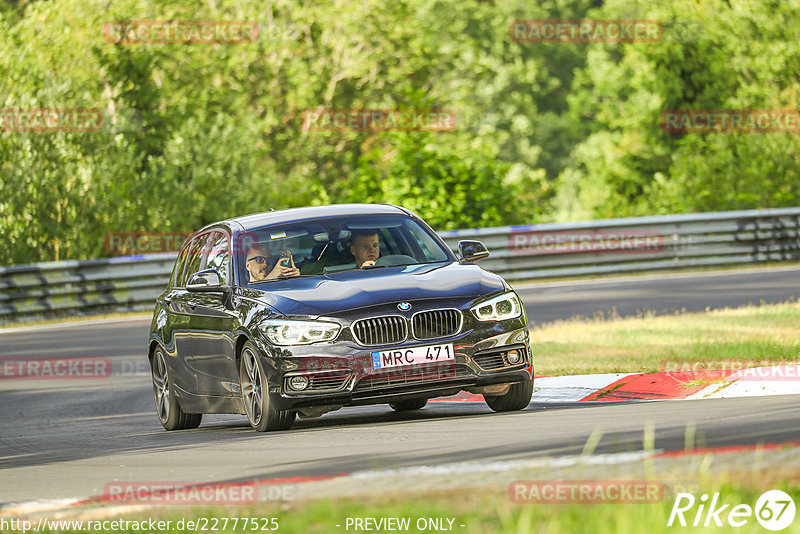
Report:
406,222,450,262
171,242,190,287
203,231,230,283
179,234,208,287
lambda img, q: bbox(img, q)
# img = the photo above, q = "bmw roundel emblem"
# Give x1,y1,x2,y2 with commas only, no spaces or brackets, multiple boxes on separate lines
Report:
397,302,412,311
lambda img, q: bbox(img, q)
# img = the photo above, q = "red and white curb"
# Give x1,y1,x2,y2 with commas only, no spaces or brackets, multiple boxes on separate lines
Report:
432,365,800,403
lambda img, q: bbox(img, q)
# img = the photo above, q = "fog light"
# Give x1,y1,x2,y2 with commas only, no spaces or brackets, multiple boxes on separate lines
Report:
288,375,309,391
506,350,522,364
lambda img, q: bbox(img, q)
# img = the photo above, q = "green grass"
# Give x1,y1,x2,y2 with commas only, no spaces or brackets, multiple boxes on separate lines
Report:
532,302,800,376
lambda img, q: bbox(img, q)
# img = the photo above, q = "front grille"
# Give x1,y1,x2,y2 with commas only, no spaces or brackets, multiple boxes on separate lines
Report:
351,315,408,346
412,308,462,340
354,362,470,391
473,347,528,371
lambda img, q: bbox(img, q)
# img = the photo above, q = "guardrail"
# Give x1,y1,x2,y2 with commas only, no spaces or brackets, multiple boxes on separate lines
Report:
438,207,800,281
0,254,177,323
2,208,799,323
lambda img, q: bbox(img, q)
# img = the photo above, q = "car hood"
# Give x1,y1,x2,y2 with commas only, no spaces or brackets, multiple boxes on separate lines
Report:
243,262,506,317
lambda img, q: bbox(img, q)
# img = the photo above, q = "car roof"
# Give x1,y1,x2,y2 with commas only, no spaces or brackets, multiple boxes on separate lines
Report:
223,203,410,231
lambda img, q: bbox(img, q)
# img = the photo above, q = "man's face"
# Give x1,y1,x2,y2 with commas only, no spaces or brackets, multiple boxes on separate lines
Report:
245,248,271,281
351,233,380,267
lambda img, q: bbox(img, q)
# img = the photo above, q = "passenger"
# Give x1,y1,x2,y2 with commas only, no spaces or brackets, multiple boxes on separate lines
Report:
350,230,380,268
245,246,300,282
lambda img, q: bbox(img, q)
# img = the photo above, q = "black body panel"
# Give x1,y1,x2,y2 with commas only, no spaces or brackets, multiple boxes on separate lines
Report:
147,204,532,417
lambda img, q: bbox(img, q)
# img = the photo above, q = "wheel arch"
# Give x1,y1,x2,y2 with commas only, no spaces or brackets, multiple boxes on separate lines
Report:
234,333,250,370
148,339,162,364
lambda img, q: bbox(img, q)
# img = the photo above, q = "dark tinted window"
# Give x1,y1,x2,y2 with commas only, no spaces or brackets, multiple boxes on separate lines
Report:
170,242,190,287
203,231,230,283
179,234,208,287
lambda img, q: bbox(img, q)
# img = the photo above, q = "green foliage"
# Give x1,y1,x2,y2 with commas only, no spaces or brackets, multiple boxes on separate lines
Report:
340,132,536,230
553,0,800,220
1,0,798,264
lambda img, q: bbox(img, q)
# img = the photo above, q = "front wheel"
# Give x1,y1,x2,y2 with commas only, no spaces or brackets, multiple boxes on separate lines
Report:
151,347,202,430
239,341,296,432
484,376,533,412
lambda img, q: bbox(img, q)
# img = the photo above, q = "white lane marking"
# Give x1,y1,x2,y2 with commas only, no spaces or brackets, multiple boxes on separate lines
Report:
0,498,81,516
684,383,726,399
689,380,800,399
679,366,800,399
350,450,658,479
0,315,151,334
532,373,635,402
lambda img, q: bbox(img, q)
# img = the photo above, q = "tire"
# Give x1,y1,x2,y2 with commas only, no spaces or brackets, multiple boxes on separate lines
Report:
484,376,534,412
239,341,296,432
389,398,428,411
151,347,202,430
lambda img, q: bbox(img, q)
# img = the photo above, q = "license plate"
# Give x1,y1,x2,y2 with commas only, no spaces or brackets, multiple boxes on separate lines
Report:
371,343,454,369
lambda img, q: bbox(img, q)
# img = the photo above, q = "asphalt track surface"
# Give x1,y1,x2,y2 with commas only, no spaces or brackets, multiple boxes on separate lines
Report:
1,266,799,505
517,265,800,324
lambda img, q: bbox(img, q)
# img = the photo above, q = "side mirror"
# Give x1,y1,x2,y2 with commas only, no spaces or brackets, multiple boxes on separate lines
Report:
458,240,490,262
186,269,229,292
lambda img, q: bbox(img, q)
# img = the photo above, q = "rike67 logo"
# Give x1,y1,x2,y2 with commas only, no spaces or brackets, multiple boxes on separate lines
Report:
668,490,796,531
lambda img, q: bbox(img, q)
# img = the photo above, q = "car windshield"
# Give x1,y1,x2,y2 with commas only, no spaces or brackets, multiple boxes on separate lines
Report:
238,214,452,286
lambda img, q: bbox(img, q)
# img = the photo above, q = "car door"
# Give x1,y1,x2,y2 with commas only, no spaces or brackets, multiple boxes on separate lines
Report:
185,230,239,397
165,234,208,394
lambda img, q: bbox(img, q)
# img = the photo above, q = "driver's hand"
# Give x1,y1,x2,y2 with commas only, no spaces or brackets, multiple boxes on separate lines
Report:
360,260,376,268
282,266,301,277
266,260,300,279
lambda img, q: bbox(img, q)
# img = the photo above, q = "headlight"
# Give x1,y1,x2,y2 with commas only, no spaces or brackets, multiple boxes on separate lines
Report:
261,319,341,345
471,292,522,321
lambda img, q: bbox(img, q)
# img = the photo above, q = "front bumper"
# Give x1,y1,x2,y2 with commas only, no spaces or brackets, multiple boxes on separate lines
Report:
257,323,532,410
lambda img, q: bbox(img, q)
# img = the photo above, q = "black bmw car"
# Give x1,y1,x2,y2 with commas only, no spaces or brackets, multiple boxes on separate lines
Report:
148,204,533,431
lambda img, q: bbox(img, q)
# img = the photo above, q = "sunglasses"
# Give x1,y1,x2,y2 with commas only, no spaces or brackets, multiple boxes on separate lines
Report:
247,256,269,264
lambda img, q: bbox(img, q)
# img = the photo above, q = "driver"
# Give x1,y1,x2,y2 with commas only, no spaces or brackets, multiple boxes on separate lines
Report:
245,246,300,281
350,230,380,268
